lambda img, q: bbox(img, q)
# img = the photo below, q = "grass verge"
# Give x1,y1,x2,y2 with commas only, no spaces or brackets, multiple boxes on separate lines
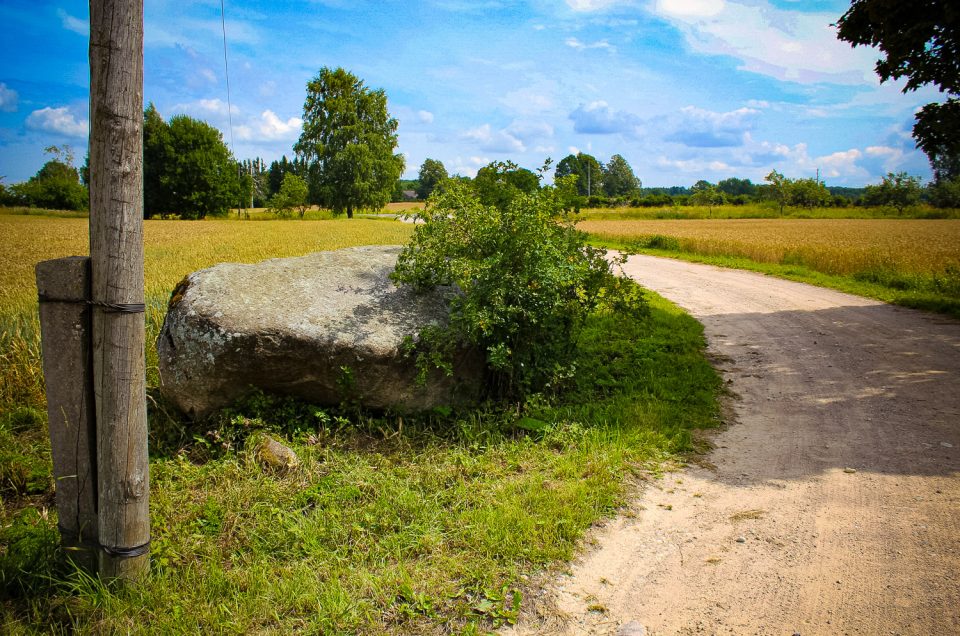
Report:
1,291,721,634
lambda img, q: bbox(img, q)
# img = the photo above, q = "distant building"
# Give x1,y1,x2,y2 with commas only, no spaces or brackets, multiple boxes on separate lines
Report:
402,190,418,201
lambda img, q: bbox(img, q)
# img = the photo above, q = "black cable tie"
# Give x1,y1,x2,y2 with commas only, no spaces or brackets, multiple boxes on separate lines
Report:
100,540,151,558
38,294,146,314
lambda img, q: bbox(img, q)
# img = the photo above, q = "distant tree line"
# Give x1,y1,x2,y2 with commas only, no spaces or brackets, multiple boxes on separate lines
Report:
389,154,958,214
4,61,959,216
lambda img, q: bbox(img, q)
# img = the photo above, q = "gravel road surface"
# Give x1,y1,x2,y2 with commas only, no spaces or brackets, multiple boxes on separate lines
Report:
509,254,960,636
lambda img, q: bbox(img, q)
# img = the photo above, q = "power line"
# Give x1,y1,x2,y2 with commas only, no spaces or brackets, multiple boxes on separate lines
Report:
219,0,234,155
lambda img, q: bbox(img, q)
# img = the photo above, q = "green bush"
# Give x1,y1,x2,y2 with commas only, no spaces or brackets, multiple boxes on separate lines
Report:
392,181,647,399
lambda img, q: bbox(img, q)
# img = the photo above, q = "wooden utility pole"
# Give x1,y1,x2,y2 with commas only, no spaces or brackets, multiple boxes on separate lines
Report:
89,0,149,580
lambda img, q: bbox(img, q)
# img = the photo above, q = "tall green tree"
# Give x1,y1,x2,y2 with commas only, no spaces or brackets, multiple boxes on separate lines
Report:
417,158,448,199
162,115,239,219
555,153,604,197
602,154,640,197
836,1,959,181
763,170,792,215
142,107,239,218
295,67,404,218
143,103,173,217
555,154,580,182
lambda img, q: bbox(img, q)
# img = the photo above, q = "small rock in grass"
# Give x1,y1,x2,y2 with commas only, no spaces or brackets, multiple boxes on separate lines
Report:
940,442,953,448
843,467,857,474
251,433,299,474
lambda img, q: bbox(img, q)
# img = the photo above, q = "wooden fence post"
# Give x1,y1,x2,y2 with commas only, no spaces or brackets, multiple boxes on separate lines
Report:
36,256,98,572
89,0,149,581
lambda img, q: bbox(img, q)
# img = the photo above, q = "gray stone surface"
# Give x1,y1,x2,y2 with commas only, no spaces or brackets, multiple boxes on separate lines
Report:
157,245,482,418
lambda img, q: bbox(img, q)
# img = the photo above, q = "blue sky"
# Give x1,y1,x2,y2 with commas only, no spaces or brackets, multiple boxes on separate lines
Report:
0,0,945,187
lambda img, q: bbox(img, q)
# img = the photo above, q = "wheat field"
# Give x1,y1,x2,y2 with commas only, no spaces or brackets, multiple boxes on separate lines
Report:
581,218,960,279
0,215,413,312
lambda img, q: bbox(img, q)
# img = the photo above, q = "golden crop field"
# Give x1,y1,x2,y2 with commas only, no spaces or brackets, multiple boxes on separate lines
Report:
581,218,960,279
0,215,414,313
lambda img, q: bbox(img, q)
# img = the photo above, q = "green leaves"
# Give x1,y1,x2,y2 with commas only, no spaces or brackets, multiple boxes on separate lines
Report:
144,108,240,219
392,181,647,399
267,173,309,218
295,67,404,217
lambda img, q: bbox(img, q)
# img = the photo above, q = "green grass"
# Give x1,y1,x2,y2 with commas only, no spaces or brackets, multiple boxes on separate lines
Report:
1,289,721,634
594,236,960,318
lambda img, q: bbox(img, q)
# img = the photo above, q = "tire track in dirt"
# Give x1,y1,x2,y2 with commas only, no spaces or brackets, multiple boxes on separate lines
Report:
508,254,960,636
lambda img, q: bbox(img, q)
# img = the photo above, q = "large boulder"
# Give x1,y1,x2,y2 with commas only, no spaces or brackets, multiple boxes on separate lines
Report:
157,245,482,418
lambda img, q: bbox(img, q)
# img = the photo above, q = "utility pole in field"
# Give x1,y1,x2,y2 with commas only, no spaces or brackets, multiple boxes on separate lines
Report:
37,0,150,583
89,0,150,581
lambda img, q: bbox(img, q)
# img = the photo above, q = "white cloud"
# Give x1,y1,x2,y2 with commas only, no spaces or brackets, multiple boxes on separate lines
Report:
506,119,554,142
501,80,558,115
865,146,897,157
664,105,760,147
417,110,435,124
462,123,526,153
57,9,88,35
257,110,302,140
652,0,879,85
565,37,616,53
450,155,491,178
0,83,18,113
569,101,641,135
235,110,302,142
656,0,724,18
199,68,218,84
817,149,866,179
25,107,88,138
172,98,239,118
862,145,910,175
738,139,871,180
566,0,624,11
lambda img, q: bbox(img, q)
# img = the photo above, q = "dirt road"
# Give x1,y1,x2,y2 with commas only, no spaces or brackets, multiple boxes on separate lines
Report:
510,255,960,636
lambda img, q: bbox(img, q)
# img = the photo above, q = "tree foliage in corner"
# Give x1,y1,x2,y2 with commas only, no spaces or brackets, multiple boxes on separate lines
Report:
836,1,959,181
295,67,404,218
392,179,647,399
